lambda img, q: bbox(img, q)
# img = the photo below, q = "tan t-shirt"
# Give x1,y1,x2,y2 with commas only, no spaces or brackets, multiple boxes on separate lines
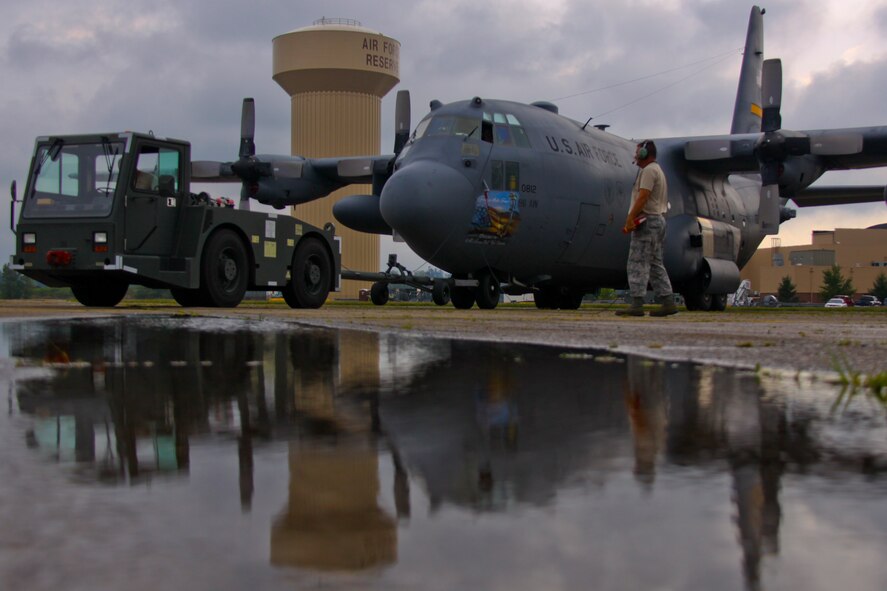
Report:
631,162,668,215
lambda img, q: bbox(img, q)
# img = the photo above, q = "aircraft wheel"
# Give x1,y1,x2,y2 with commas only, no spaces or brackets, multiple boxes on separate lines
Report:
534,288,555,309
370,281,389,306
71,281,129,307
683,291,712,311
558,289,584,310
710,293,728,311
199,229,249,308
283,237,332,309
451,285,475,309
432,278,451,306
170,287,204,307
475,272,501,310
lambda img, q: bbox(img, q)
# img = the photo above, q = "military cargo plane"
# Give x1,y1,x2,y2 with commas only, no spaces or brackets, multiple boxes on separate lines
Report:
194,6,887,311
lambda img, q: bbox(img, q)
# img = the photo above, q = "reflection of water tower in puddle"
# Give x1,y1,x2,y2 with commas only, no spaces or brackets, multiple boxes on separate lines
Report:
271,331,395,570
272,18,400,300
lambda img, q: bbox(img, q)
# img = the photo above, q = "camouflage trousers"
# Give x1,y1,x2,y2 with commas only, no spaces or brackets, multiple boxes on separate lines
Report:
627,214,673,298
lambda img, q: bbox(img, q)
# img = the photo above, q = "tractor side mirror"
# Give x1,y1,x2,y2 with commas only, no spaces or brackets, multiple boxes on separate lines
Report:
9,180,18,234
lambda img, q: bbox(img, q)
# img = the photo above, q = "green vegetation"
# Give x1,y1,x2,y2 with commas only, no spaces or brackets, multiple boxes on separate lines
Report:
831,355,887,409
0,264,33,299
871,272,887,302
777,275,799,303
819,264,853,302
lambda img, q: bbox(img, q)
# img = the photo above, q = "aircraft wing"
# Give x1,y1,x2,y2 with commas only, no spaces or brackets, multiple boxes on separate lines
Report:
191,154,395,209
790,185,886,207
682,126,887,201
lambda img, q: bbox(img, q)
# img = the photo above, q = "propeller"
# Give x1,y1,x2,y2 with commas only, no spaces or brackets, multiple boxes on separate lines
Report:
192,92,412,215
393,90,411,156
191,98,310,209
684,58,863,200
332,90,412,234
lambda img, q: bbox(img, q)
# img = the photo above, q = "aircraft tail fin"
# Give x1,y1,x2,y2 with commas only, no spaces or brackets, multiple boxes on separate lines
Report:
731,6,765,134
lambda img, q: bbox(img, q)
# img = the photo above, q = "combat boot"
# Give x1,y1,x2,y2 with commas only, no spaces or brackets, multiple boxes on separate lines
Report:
616,297,645,317
649,294,678,317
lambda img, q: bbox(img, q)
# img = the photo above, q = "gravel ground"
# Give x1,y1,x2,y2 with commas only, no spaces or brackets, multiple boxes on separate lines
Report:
1,299,885,378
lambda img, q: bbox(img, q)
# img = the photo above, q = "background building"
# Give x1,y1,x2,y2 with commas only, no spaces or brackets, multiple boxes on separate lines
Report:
741,227,887,302
272,18,400,300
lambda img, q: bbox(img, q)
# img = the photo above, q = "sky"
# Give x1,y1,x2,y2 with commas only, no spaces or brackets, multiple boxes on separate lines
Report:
2,0,885,271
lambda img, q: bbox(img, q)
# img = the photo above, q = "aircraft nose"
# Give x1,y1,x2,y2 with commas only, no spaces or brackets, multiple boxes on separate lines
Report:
380,160,475,247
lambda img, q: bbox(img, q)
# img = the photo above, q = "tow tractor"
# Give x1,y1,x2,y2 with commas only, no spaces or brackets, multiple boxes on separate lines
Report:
9,132,340,308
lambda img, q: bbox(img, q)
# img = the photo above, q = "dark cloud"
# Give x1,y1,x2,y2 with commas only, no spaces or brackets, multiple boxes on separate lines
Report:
1,0,884,265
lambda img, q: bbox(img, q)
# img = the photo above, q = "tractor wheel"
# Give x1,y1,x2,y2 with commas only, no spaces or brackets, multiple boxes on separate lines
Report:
71,281,129,307
199,229,249,308
282,238,332,309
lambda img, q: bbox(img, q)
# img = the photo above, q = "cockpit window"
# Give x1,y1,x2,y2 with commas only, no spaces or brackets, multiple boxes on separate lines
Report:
424,115,478,138
482,112,531,148
413,116,432,140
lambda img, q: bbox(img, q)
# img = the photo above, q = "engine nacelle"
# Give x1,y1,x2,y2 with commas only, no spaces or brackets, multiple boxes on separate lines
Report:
778,155,825,197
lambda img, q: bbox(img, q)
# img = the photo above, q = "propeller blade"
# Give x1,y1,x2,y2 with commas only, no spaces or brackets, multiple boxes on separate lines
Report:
240,98,256,159
685,139,733,160
394,90,411,155
684,138,756,161
760,183,780,234
761,59,782,133
760,161,781,186
191,161,238,181
270,160,304,179
337,158,373,179
809,133,864,156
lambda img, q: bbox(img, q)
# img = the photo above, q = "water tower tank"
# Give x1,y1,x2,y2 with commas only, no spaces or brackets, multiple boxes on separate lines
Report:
273,18,400,300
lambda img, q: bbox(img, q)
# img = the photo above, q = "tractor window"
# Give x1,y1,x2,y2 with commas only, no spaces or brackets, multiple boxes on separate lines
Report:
22,139,124,218
132,145,181,194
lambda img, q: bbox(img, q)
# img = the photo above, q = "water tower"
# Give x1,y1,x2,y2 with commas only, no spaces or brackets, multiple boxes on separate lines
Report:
273,18,400,300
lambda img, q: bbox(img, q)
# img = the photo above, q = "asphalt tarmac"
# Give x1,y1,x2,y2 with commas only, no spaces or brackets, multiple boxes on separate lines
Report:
1,299,885,378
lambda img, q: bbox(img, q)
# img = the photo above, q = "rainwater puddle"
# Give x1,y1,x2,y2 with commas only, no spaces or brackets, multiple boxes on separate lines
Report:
0,316,886,591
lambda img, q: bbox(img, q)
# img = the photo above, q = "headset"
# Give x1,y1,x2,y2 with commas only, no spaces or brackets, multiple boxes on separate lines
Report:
637,140,651,160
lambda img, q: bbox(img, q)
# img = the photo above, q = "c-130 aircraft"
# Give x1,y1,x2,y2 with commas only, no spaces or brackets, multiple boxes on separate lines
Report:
194,6,887,311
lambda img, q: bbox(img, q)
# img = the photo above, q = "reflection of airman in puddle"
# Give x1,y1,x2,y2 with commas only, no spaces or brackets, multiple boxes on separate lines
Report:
270,330,397,572
475,368,519,492
623,358,667,489
43,342,70,364
723,374,785,591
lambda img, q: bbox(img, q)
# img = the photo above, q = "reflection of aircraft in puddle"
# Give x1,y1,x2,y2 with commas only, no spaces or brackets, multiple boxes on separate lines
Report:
375,343,844,591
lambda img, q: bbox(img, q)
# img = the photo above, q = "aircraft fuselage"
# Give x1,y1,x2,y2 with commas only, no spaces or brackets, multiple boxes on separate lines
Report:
380,97,767,297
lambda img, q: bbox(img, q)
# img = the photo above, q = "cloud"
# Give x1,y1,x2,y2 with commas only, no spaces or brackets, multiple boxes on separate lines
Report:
2,0,885,272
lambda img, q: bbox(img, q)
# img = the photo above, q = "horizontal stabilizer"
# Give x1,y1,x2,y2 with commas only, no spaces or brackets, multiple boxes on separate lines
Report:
791,186,886,207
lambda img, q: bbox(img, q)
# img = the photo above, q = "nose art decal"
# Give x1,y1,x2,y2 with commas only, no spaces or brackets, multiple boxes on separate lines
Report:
468,187,521,245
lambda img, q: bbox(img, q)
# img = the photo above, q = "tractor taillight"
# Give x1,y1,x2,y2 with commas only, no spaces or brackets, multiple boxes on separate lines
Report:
22,232,36,254
93,231,109,253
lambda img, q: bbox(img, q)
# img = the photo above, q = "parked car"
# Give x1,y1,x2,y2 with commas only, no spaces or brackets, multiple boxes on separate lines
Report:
853,295,882,306
834,295,855,306
825,297,849,308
